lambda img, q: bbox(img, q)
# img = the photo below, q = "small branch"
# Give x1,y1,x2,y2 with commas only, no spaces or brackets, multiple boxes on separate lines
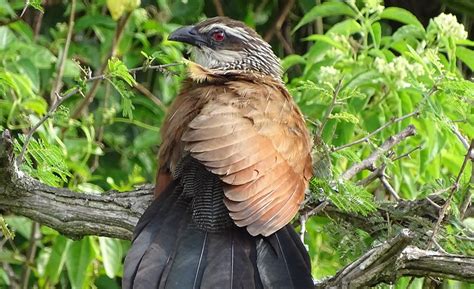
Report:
50,0,76,102
20,0,30,18
212,0,225,16
20,222,40,289
380,174,400,201
333,111,419,152
133,82,167,112
450,123,469,149
263,0,295,42
71,12,131,119
392,145,421,161
17,88,80,164
317,79,343,138
340,125,417,180
17,62,179,163
427,139,474,249
357,164,386,186
459,162,473,219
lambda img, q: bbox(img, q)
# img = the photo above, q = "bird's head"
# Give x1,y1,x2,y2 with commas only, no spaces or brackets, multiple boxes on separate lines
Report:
168,17,282,79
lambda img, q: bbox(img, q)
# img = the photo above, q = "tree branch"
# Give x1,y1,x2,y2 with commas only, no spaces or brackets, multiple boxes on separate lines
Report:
340,125,417,180
2,130,151,240
1,131,473,287
315,229,474,288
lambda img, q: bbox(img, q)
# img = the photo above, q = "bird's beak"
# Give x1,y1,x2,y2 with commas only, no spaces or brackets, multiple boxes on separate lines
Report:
168,25,206,47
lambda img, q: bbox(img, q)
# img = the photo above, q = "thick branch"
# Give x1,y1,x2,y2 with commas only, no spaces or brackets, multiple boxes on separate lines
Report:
1,131,151,239
315,230,474,288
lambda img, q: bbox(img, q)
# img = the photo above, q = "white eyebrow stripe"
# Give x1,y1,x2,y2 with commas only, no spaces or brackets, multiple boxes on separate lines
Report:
198,24,251,41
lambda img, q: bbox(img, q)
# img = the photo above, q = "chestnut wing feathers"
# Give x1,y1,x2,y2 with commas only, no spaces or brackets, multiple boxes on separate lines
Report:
182,80,312,236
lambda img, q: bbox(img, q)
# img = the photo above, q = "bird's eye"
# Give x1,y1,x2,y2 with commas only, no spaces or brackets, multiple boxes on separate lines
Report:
211,31,225,42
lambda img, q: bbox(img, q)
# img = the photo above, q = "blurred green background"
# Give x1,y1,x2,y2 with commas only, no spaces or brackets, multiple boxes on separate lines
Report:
0,0,473,288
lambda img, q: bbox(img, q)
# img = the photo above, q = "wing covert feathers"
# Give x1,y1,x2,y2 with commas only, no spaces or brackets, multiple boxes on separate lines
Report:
180,78,312,236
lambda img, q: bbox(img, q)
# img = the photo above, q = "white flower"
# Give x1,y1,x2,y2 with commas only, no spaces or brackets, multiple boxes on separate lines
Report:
346,0,356,6
318,66,341,85
374,56,425,89
363,0,384,14
374,57,386,73
429,13,468,41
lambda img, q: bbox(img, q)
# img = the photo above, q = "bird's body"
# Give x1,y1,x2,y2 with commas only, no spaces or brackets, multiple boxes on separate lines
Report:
123,17,314,289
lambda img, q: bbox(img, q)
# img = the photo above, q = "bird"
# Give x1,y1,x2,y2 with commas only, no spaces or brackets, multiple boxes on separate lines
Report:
123,17,314,289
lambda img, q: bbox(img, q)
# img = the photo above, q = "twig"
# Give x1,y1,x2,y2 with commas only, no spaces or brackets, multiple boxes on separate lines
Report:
20,222,40,289
32,9,43,41
450,123,469,149
20,0,30,18
18,62,179,162
317,78,343,138
427,139,474,249
17,88,80,164
392,145,421,161
459,163,473,219
357,146,419,187
263,0,295,42
50,0,76,102
380,174,400,201
275,30,294,54
71,12,131,119
133,82,167,112
333,111,420,152
357,164,386,186
340,125,416,180
212,0,225,16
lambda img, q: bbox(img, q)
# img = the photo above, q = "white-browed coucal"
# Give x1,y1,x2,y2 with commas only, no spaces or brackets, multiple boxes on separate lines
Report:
123,17,314,289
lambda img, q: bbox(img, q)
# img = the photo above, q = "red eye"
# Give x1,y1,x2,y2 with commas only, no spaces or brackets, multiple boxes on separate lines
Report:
212,31,225,42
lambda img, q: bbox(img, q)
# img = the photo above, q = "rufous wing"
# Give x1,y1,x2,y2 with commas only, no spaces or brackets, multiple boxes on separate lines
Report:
182,80,312,236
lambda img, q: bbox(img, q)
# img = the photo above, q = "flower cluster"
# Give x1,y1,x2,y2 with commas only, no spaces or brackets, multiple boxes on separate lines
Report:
318,66,342,86
374,57,424,89
363,0,384,14
428,13,468,41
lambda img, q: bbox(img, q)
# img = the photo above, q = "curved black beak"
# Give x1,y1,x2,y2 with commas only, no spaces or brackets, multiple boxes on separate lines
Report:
168,25,206,47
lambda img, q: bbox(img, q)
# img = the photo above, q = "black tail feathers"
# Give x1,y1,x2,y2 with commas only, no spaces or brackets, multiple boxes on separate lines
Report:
123,183,314,289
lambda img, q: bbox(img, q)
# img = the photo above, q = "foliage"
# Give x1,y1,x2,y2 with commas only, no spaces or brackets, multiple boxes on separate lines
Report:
0,0,472,288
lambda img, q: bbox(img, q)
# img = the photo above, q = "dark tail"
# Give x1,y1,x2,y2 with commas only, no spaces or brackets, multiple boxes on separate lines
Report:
123,182,314,289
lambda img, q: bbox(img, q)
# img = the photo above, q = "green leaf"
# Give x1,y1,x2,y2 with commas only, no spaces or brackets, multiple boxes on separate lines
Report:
66,237,95,289
456,46,474,71
326,19,362,36
310,179,377,215
0,0,15,17
304,34,347,51
42,235,72,285
21,97,48,116
14,136,71,186
3,216,31,239
28,0,44,13
456,39,474,47
281,54,306,71
293,2,356,32
371,22,381,47
107,57,136,86
380,7,424,30
109,79,135,119
99,237,123,278
0,216,14,239
329,112,360,124
0,27,16,50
